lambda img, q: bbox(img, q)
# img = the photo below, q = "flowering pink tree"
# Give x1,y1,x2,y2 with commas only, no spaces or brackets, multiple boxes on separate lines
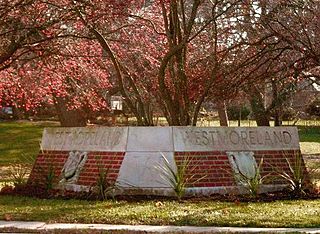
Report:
1,0,319,126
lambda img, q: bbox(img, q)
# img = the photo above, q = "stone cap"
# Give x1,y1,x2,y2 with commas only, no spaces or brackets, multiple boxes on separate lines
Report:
126,127,173,152
40,126,300,152
173,127,300,151
40,127,128,152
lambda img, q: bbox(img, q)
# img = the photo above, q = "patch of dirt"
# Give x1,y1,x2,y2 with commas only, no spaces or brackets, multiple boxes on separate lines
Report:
1,182,319,203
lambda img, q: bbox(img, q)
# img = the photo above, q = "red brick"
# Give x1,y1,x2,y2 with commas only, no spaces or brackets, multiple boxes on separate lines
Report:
216,155,229,160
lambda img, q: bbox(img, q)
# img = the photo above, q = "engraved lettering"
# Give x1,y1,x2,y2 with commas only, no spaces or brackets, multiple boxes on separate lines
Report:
273,131,283,143
99,131,107,146
248,131,256,145
83,132,91,145
209,131,215,145
43,127,297,152
195,131,201,145
229,131,240,144
283,131,292,144
257,131,264,145
64,131,72,145
202,131,209,145
217,131,226,145
240,131,249,144
264,131,273,144
76,131,85,145
89,131,96,145
111,131,121,146
55,131,63,145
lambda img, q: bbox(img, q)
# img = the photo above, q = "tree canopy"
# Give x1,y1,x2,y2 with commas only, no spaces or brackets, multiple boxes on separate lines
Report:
0,0,319,126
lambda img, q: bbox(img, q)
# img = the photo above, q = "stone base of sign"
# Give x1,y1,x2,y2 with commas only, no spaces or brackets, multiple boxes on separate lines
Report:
102,185,289,197
57,184,91,193
28,127,306,197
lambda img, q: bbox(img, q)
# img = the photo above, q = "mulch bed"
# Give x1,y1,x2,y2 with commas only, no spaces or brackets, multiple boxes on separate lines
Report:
1,183,319,202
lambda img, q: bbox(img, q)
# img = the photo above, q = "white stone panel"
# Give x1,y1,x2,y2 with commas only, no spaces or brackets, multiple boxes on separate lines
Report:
116,152,175,188
126,127,173,152
173,127,300,151
41,127,128,152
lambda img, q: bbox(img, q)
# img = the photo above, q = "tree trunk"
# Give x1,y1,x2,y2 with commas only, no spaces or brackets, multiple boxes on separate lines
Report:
249,95,270,126
255,113,270,126
217,101,228,126
12,106,24,120
54,97,87,127
271,80,282,126
274,111,282,126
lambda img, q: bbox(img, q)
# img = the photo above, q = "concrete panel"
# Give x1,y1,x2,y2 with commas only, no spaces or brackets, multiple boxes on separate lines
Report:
41,127,128,152
127,127,173,152
116,152,175,188
173,127,300,151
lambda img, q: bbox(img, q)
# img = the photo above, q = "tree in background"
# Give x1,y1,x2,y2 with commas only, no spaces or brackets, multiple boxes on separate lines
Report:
0,0,77,70
0,39,111,126
1,0,319,126
234,0,320,126
0,0,129,126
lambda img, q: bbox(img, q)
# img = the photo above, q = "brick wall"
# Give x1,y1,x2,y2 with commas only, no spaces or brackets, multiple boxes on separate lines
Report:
77,152,125,186
175,150,304,187
28,151,125,188
254,150,308,185
28,151,68,186
29,149,306,191
175,152,234,187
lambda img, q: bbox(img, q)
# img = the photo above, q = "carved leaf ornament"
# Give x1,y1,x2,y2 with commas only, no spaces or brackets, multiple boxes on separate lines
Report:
61,151,88,182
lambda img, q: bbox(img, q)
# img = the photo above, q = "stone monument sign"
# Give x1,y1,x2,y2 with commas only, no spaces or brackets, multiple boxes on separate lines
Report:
29,126,303,196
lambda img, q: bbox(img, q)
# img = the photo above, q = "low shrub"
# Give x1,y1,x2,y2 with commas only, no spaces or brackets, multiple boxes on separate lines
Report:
156,154,206,201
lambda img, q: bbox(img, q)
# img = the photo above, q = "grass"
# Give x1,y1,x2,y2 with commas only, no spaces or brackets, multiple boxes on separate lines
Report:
0,121,58,165
298,126,320,143
298,126,320,155
0,195,320,227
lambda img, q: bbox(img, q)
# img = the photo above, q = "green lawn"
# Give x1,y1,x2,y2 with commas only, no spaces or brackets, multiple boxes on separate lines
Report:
298,126,320,143
0,195,319,227
0,121,58,165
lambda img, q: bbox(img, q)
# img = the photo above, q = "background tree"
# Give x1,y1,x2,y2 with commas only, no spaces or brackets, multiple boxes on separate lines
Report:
233,0,320,126
1,0,319,127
